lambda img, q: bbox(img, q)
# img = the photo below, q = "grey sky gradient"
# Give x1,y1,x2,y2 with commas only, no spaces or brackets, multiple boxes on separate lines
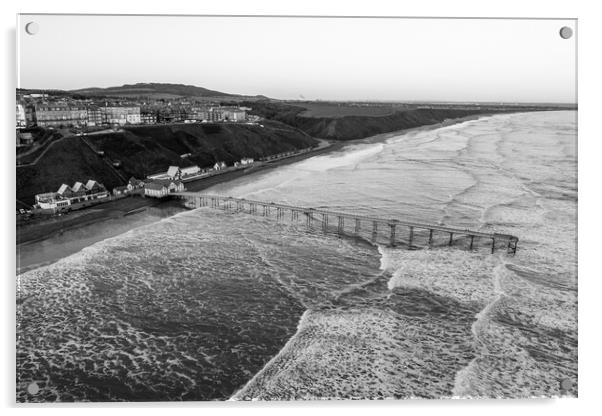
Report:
17,15,576,103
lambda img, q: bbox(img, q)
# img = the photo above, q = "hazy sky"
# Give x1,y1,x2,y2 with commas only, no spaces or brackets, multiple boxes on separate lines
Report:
17,15,576,103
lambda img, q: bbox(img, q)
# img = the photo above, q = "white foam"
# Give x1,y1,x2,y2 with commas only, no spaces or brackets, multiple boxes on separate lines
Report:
293,143,384,172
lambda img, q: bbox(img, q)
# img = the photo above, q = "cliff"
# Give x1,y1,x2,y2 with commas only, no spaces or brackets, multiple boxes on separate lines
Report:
243,102,547,141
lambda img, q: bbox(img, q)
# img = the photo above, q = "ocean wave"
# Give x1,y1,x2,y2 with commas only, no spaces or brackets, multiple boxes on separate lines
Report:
292,143,385,172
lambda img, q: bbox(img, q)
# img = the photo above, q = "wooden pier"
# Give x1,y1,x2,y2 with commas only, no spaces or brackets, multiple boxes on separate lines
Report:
173,193,519,255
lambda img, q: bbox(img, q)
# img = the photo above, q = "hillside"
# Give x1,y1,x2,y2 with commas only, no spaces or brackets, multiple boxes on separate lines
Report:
16,121,318,206
16,137,125,209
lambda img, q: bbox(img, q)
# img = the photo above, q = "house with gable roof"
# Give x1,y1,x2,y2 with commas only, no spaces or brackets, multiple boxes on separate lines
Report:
144,179,185,198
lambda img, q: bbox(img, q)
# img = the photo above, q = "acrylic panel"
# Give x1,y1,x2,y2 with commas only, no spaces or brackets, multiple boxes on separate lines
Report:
16,14,577,402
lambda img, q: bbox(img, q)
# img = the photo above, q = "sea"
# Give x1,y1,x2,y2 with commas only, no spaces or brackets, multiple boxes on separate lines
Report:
16,111,577,401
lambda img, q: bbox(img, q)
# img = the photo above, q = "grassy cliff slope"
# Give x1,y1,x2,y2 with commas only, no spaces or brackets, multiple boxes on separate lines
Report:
16,121,318,206
244,102,550,141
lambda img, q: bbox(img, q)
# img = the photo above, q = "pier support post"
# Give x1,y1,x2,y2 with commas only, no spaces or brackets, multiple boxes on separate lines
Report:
322,214,328,232
390,224,396,247
338,216,344,234
306,211,312,228
355,219,361,235
428,229,433,247
372,221,378,242
448,233,454,246
491,238,496,254
408,227,414,248
507,238,518,255
470,235,475,250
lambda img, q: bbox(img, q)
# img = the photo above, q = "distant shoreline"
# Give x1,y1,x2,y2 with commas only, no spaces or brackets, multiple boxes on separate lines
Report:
15,112,518,274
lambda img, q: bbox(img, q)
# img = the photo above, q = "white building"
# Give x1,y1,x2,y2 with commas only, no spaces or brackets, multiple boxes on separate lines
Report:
16,104,26,128
34,179,109,211
213,161,227,171
240,158,254,166
126,113,141,124
166,166,181,179
100,106,141,125
180,165,201,177
151,165,202,181
144,180,185,198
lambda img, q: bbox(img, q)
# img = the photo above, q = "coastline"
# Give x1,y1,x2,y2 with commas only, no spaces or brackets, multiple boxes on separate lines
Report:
15,113,494,274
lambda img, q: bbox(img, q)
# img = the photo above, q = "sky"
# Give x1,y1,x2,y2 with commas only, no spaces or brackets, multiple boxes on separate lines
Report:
17,15,577,103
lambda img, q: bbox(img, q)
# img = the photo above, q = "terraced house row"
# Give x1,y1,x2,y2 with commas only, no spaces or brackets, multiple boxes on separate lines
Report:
19,102,249,128
25,103,141,128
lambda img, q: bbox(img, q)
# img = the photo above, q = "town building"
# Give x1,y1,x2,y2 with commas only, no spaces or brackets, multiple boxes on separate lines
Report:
213,161,227,171
112,186,129,196
240,157,254,165
140,112,157,124
17,132,34,147
100,105,141,125
166,166,181,180
221,107,247,122
127,177,145,191
189,107,211,122
149,165,202,181
86,106,103,127
16,104,26,128
208,107,223,122
30,103,89,127
180,165,201,177
144,179,185,198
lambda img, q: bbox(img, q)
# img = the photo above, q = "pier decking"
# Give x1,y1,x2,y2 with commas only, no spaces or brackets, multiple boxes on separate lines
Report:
173,193,519,255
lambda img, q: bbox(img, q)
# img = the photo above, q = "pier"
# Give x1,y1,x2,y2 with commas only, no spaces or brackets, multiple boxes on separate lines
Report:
174,193,519,255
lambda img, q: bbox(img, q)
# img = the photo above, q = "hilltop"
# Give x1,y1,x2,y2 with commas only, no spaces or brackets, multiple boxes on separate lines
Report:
18,83,271,101
70,83,235,98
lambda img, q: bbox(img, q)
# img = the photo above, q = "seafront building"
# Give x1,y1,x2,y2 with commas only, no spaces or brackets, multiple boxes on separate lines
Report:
144,179,185,198
148,165,205,181
213,161,227,171
34,180,110,211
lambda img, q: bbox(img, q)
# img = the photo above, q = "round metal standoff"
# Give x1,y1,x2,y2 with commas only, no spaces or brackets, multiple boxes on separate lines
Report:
25,22,39,35
560,378,573,392
27,382,40,395
559,26,573,39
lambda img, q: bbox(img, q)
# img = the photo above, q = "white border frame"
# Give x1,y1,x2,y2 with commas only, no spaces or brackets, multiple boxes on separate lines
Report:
3,1,598,415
